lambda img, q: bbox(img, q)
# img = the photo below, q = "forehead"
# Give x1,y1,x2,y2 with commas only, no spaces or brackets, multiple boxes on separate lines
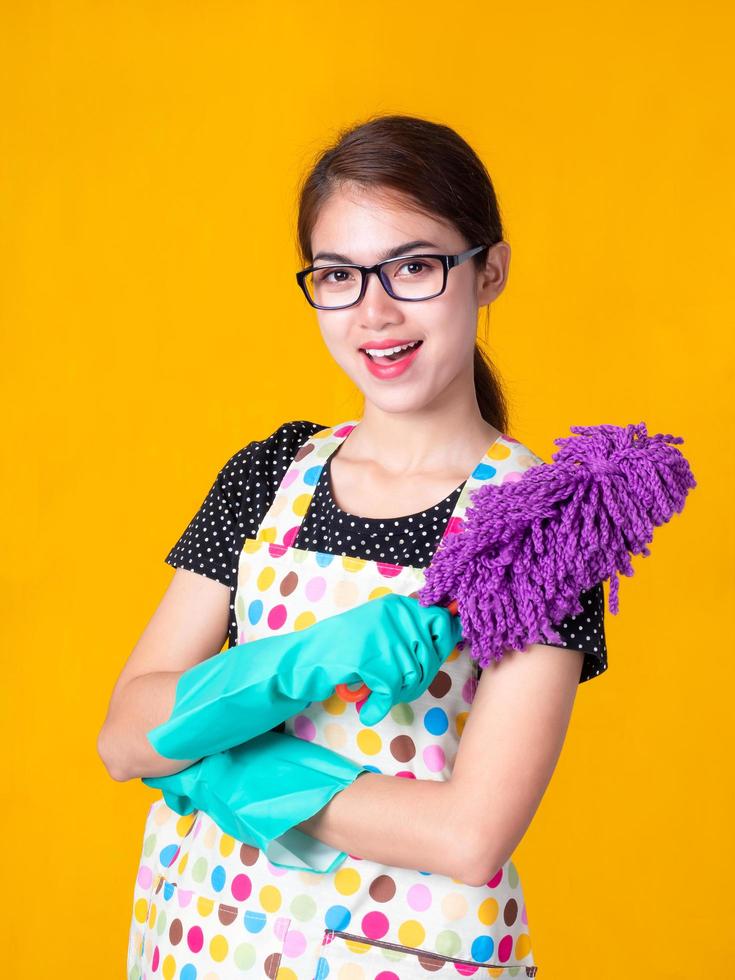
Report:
311,184,456,255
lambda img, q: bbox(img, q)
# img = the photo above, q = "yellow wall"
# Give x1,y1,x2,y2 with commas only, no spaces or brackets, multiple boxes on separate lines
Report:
2,2,732,977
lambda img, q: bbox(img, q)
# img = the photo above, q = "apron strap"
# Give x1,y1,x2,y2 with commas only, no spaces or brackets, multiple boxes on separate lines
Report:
257,420,529,549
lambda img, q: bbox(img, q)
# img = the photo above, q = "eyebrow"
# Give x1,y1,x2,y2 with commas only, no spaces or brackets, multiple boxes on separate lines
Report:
312,240,441,265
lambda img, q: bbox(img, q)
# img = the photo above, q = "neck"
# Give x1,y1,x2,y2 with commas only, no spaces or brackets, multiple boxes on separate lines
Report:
344,390,500,476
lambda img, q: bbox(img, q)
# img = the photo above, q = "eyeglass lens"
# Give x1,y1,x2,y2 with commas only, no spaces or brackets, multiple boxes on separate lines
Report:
304,256,445,308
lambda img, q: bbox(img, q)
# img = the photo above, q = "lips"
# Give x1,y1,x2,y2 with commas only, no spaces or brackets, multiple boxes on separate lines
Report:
360,339,423,379
359,338,422,352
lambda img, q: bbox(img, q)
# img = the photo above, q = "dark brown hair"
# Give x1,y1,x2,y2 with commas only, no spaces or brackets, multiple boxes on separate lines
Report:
295,113,510,434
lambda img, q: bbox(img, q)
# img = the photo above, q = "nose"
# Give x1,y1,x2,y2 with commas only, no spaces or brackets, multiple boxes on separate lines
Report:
360,268,401,317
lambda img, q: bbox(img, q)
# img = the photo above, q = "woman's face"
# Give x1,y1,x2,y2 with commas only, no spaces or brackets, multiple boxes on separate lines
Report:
308,184,508,415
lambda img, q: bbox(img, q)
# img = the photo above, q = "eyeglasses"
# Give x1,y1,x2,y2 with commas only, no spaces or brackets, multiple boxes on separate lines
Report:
295,244,490,310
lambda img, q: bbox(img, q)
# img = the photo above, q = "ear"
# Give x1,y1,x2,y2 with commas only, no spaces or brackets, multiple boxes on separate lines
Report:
476,240,511,306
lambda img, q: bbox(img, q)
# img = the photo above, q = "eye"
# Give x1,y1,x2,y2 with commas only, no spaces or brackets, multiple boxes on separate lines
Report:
316,267,356,284
396,260,427,276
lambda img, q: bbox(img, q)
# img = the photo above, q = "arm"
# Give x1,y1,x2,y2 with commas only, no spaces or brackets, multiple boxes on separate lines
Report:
452,642,585,885
295,772,471,882
96,567,231,781
296,643,585,887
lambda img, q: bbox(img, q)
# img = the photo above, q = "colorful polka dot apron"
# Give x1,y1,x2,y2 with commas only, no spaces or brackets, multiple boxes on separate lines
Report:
127,420,544,979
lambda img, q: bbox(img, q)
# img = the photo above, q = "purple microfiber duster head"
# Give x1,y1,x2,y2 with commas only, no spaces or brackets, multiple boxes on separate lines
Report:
417,422,697,669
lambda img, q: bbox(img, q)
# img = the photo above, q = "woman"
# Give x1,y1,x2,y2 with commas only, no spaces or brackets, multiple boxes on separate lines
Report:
103,113,608,979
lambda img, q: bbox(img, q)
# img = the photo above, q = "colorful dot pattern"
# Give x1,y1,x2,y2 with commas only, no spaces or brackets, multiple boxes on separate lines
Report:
164,419,607,684
128,421,542,978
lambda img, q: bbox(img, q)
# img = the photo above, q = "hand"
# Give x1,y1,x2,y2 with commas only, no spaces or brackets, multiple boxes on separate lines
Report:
354,597,464,724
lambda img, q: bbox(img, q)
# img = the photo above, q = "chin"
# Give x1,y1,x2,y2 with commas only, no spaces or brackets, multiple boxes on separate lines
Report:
362,388,435,415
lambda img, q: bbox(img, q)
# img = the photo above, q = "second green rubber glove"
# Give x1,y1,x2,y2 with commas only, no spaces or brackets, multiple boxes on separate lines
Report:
142,730,371,874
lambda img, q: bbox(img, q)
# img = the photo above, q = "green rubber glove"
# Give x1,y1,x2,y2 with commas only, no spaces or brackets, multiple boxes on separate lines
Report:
142,730,371,874
146,593,463,762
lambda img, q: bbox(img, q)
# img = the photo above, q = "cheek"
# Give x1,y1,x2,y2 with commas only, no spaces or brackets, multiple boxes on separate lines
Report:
317,317,351,354
317,324,362,377
430,315,477,365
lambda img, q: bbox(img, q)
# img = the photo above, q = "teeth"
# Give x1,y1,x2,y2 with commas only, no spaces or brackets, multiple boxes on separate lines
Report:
364,340,421,358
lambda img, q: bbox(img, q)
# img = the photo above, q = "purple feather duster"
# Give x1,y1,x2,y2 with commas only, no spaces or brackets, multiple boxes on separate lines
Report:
416,422,697,669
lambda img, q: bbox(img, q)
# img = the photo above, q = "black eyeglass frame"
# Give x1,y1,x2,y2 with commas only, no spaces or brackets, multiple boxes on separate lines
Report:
295,243,491,310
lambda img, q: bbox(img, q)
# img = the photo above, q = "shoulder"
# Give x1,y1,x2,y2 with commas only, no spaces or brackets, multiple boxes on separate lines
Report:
495,434,546,475
218,419,330,481
489,434,610,685
171,419,330,537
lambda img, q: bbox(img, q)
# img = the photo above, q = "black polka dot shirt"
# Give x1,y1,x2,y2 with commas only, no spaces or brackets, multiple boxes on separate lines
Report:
165,419,608,684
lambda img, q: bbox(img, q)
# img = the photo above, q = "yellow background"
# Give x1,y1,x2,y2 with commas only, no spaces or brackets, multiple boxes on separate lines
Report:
2,2,733,977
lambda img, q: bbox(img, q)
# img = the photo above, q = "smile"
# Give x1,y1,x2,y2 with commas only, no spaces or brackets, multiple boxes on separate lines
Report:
360,340,423,379
363,340,422,359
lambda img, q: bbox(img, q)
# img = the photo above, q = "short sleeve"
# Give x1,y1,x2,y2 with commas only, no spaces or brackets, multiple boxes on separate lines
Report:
547,582,609,683
163,419,329,592
164,443,259,588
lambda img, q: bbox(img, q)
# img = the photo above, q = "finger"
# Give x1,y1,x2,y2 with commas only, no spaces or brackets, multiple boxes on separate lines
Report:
358,693,391,726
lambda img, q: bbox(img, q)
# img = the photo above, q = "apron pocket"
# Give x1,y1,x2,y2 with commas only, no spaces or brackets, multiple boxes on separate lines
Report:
136,871,291,978
317,930,538,978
